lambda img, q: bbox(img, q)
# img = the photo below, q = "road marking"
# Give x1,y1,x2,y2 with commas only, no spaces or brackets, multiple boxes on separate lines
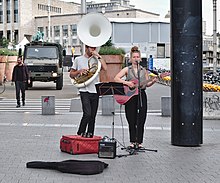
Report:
0,122,218,131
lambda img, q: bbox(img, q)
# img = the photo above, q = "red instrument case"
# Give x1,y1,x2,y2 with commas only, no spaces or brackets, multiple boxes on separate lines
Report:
60,135,102,155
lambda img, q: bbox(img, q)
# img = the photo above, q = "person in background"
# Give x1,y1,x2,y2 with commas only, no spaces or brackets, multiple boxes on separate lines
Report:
69,45,107,138
12,56,29,108
114,46,158,148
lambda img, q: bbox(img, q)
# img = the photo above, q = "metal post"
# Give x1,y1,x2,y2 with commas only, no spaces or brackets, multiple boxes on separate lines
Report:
171,0,203,146
213,0,217,74
81,0,87,54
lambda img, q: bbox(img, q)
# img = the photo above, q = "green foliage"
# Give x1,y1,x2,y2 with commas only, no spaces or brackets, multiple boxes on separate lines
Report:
0,48,18,56
99,38,125,55
99,46,125,55
102,38,113,47
0,37,9,48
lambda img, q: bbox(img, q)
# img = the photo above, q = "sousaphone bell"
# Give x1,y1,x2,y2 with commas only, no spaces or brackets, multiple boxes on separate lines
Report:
71,13,112,88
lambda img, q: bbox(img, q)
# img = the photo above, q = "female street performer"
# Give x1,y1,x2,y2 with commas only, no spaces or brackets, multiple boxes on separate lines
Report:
114,46,157,149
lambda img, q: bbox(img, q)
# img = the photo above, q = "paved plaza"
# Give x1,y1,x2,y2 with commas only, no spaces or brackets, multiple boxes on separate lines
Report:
0,110,219,183
0,72,219,182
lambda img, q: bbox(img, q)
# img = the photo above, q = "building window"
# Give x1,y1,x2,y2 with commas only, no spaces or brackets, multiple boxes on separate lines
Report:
38,27,44,33
62,25,68,37
54,26,60,37
14,10,18,23
45,27,48,37
14,6,18,23
0,0,2,23
70,24,77,36
6,0,10,23
0,11,2,24
72,38,77,45
157,43,165,58
38,3,62,14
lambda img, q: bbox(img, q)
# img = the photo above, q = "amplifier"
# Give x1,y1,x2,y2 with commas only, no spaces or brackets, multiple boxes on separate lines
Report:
98,137,116,159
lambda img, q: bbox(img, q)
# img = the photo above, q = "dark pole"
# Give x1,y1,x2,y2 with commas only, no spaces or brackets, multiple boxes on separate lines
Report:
213,0,217,75
171,0,203,146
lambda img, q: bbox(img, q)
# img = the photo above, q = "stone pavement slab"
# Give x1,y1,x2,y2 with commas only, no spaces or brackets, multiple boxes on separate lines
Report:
0,112,219,183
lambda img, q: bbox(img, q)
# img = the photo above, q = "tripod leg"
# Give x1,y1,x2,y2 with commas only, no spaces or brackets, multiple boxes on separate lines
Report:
111,111,115,139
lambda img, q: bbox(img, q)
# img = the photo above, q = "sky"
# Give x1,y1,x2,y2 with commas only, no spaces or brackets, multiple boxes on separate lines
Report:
65,0,218,35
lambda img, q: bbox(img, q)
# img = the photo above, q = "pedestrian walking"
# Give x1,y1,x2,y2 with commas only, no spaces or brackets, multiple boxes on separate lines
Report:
12,56,29,107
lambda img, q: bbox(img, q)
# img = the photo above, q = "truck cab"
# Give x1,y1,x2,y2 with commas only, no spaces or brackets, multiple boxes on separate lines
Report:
22,41,66,90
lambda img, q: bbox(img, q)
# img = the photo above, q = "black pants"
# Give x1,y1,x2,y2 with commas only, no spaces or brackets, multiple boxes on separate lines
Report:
77,92,99,135
15,81,26,105
125,90,147,144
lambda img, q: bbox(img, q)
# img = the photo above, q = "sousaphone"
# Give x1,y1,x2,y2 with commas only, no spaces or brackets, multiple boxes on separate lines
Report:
71,13,112,88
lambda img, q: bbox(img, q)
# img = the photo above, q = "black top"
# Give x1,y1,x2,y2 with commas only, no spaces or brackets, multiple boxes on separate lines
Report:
12,64,29,82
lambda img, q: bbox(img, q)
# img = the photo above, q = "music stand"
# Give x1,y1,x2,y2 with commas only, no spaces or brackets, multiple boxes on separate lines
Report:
95,82,125,96
95,82,124,140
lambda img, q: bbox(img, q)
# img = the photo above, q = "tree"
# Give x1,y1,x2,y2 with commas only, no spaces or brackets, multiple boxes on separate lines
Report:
0,37,9,48
101,37,113,47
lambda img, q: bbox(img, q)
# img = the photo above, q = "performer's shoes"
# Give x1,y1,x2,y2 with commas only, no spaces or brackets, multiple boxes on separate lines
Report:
80,133,87,138
86,133,93,138
128,143,135,149
16,104,20,108
79,132,93,138
138,144,143,148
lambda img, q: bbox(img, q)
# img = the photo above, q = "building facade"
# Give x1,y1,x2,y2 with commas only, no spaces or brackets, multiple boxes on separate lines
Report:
1,0,218,68
0,0,80,43
33,1,160,55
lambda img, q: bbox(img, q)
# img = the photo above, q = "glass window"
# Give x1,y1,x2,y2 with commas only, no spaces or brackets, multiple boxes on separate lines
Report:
160,23,170,43
72,38,77,45
133,23,149,43
45,26,48,37
0,0,2,23
38,27,44,33
70,24,77,36
62,25,68,37
151,23,158,42
54,26,60,37
6,0,10,23
157,43,165,58
14,0,18,23
114,23,131,43
14,10,18,23
0,11,3,24
26,47,58,59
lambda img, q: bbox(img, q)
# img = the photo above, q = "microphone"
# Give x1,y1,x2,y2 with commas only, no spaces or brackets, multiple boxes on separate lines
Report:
135,60,141,64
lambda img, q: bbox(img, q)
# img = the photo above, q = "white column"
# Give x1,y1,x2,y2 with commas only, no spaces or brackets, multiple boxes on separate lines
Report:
48,0,51,42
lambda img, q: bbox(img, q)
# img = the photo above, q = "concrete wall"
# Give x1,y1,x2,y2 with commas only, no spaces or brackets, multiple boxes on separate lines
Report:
161,92,220,119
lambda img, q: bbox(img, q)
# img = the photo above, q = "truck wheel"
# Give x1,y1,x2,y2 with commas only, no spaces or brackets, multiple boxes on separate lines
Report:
56,75,63,90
